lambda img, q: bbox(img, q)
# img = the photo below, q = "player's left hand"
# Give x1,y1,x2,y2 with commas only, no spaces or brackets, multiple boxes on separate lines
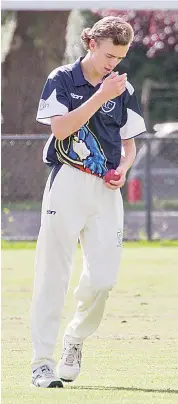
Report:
104,166,127,190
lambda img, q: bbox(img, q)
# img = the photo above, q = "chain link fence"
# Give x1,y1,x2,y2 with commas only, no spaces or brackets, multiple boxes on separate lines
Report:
1,133,178,240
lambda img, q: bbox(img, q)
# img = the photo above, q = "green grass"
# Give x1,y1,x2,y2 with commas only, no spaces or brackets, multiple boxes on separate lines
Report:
2,201,42,211
2,198,178,212
2,240,178,250
2,245,178,404
124,200,178,211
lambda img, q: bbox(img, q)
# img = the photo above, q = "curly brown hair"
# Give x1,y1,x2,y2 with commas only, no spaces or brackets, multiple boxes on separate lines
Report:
81,16,134,50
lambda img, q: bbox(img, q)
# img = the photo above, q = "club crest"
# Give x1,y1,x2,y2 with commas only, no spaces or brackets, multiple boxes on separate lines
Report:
101,100,116,114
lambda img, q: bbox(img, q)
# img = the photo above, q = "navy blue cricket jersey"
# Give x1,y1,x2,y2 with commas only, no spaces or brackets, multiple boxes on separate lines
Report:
36,57,146,178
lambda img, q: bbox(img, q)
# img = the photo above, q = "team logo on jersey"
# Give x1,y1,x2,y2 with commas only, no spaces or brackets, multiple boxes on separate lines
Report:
101,100,116,114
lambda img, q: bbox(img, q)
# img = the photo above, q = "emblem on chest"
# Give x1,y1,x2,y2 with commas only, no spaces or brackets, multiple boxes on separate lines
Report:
101,100,116,114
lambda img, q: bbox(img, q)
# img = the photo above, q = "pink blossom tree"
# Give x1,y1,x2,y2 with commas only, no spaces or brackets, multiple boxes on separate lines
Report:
95,10,178,57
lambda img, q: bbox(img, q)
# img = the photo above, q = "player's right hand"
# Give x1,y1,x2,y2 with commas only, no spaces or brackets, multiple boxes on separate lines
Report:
98,72,127,101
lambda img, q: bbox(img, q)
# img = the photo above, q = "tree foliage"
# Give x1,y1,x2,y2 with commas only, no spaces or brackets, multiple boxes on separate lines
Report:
95,10,178,57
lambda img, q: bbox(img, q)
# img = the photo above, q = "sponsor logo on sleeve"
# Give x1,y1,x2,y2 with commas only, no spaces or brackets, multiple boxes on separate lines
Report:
39,99,49,111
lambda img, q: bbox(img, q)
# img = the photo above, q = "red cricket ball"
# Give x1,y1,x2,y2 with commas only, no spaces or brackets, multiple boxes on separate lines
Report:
104,169,121,183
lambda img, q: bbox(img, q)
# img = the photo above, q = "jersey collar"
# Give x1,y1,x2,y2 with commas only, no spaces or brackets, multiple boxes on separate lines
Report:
72,57,92,87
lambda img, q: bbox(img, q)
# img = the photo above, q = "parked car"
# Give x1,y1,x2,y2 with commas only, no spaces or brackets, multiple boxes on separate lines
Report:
127,122,178,206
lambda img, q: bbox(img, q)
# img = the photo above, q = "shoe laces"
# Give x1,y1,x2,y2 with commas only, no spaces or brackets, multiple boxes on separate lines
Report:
34,364,54,379
63,343,82,366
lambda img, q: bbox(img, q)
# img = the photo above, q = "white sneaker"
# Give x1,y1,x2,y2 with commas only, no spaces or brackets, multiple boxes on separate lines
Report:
32,364,63,388
57,339,83,382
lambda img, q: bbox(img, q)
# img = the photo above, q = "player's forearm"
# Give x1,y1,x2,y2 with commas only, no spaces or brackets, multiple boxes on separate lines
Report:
119,138,136,173
51,92,105,140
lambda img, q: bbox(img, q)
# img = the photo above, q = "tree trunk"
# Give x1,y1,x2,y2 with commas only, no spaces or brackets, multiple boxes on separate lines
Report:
2,11,70,134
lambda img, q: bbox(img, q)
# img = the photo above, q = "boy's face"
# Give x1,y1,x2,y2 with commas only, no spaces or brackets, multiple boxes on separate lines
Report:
89,38,130,77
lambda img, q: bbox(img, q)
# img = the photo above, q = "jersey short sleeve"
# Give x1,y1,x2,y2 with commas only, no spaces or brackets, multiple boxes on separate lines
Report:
120,82,146,140
36,68,69,125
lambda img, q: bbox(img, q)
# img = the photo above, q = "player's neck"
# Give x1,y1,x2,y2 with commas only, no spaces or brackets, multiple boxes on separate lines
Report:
81,54,103,87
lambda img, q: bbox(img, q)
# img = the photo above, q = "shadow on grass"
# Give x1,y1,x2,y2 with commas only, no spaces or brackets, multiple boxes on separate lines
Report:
67,385,178,394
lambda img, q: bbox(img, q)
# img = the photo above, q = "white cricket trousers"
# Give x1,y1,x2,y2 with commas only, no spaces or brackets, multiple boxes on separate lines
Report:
31,164,124,368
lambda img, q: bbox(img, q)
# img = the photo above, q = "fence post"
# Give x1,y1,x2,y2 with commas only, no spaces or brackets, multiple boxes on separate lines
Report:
145,136,152,240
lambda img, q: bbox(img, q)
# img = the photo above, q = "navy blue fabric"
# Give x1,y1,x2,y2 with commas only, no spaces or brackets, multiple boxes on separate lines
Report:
37,57,146,178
